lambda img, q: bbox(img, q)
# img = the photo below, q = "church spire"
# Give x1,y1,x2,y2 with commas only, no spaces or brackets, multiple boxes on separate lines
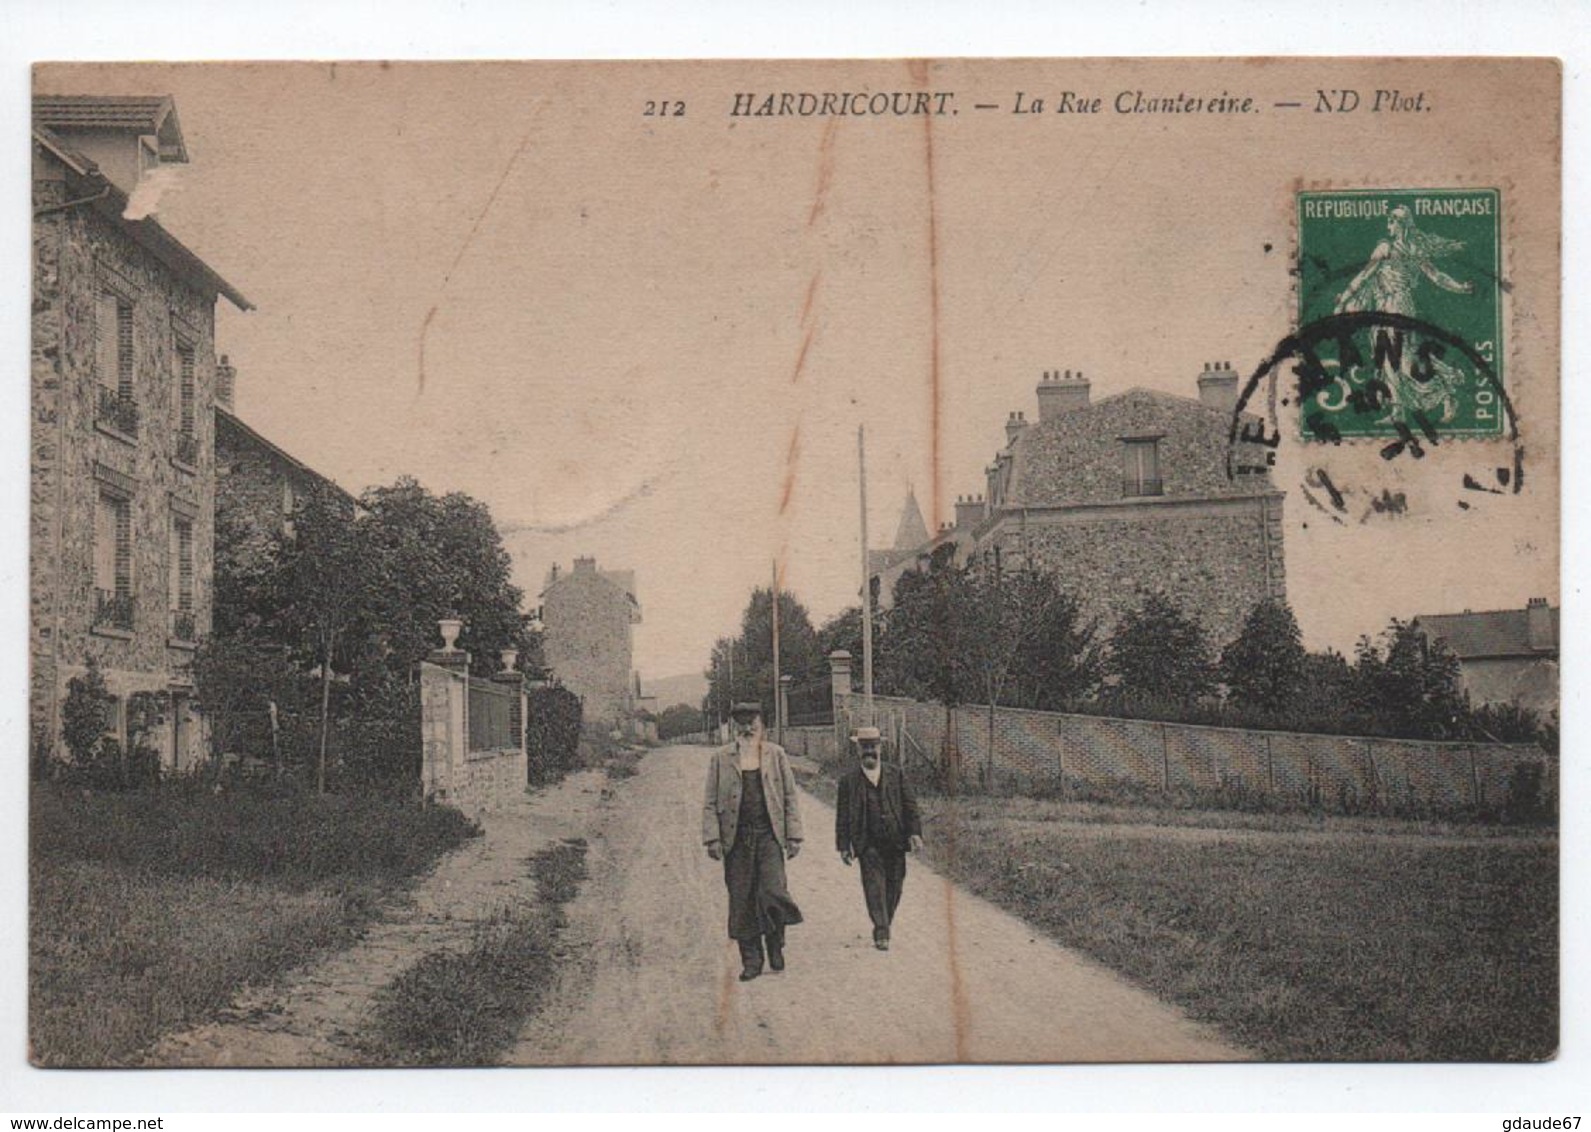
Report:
893,486,931,551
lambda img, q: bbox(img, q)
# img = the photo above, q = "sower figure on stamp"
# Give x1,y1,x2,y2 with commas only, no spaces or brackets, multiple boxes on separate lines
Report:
835,727,923,951
702,702,804,981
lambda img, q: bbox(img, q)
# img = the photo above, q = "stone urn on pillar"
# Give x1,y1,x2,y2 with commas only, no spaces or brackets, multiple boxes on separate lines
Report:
499,647,519,673
438,617,463,652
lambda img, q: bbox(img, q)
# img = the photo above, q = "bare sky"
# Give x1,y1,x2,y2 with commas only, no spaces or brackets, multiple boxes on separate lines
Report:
36,59,1560,681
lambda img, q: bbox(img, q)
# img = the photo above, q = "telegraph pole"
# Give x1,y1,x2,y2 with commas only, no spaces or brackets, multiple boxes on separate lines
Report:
858,425,875,722
770,558,782,742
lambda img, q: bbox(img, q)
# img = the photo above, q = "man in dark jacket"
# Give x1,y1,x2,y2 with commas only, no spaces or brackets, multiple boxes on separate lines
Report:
835,727,923,950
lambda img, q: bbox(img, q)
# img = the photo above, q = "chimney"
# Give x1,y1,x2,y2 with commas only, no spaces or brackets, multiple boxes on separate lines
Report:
1198,360,1239,413
1036,369,1091,421
1005,411,1030,445
1526,597,1554,651
955,494,986,530
216,354,237,411
573,556,597,574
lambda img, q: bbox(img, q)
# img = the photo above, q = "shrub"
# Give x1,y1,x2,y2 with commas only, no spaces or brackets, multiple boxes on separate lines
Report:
56,659,161,791
526,684,582,785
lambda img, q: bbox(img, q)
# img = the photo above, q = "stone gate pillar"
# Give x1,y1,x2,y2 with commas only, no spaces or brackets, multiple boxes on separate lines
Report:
421,622,470,803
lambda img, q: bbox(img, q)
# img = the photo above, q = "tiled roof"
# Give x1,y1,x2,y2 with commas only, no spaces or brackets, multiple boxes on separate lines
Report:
33,125,250,310
1414,606,1558,659
215,407,358,510
34,95,187,161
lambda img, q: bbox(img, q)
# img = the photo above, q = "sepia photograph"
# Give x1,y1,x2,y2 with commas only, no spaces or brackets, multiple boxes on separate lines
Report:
20,50,1564,1084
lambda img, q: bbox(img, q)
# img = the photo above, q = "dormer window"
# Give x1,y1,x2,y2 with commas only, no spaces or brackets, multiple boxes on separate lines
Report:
1122,437,1163,497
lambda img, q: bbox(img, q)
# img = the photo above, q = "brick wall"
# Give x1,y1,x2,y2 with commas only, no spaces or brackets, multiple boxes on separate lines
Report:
32,161,218,770
837,693,1554,816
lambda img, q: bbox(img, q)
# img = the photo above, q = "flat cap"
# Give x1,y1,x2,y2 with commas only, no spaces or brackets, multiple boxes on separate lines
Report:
729,701,763,717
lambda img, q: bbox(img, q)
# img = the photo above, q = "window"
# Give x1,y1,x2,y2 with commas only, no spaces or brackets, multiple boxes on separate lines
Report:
174,342,197,466
95,292,138,436
170,514,194,641
1122,438,1163,497
94,490,133,631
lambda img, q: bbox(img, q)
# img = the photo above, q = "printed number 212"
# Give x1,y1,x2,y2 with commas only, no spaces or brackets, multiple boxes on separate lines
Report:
644,100,686,117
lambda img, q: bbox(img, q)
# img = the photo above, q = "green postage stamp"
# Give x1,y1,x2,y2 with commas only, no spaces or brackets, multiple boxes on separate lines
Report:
1295,188,1504,440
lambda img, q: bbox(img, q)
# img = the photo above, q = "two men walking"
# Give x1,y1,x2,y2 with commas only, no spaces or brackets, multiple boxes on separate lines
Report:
702,705,922,979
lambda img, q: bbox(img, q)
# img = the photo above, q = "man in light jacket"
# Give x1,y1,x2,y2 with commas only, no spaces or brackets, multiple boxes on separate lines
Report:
835,727,923,951
703,702,804,981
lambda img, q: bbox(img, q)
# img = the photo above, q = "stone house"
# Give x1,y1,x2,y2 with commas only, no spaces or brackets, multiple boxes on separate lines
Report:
215,396,358,570
539,557,642,730
31,95,251,770
1413,599,1559,715
870,363,1286,646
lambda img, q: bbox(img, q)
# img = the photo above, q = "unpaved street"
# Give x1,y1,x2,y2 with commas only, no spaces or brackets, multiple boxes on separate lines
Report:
511,745,1245,1064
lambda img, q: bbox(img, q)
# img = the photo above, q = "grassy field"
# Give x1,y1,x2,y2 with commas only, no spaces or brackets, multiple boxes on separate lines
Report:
29,781,477,1066
362,838,589,1065
920,795,1557,1061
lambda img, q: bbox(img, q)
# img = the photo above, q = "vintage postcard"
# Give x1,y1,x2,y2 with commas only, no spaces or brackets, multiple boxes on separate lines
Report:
27,58,1559,1069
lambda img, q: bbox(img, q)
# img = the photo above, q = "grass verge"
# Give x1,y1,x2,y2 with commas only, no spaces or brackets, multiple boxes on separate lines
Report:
29,781,477,1066
361,838,589,1065
922,796,1557,1060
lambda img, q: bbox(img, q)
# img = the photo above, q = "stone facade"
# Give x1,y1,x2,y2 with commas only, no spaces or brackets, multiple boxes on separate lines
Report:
420,654,527,816
984,384,1284,646
31,102,248,771
216,405,357,561
871,368,1285,648
539,557,641,730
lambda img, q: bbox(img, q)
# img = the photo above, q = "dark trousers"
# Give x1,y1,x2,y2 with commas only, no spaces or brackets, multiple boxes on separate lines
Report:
859,847,908,939
723,825,801,946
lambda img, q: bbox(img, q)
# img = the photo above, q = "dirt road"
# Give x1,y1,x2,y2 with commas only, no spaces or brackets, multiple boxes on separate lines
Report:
511,745,1245,1064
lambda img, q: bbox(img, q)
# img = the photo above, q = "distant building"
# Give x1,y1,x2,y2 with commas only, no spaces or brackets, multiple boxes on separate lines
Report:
869,489,977,611
869,362,1286,645
31,95,251,770
539,557,642,729
1414,599,1559,714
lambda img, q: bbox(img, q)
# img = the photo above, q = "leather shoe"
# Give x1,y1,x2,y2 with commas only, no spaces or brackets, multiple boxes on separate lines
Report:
874,937,890,951
739,966,762,982
767,946,785,972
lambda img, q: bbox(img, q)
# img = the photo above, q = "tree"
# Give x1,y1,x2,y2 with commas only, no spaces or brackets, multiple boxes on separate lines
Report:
358,477,533,680
1353,619,1469,738
273,487,380,793
191,631,313,776
657,702,703,741
1294,647,1357,728
703,586,823,723
211,502,285,639
875,544,968,705
1220,599,1307,712
1002,578,1102,711
1107,591,1216,705
816,606,864,666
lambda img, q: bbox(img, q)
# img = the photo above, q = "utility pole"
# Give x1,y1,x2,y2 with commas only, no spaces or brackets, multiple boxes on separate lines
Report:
858,425,874,723
771,558,782,742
